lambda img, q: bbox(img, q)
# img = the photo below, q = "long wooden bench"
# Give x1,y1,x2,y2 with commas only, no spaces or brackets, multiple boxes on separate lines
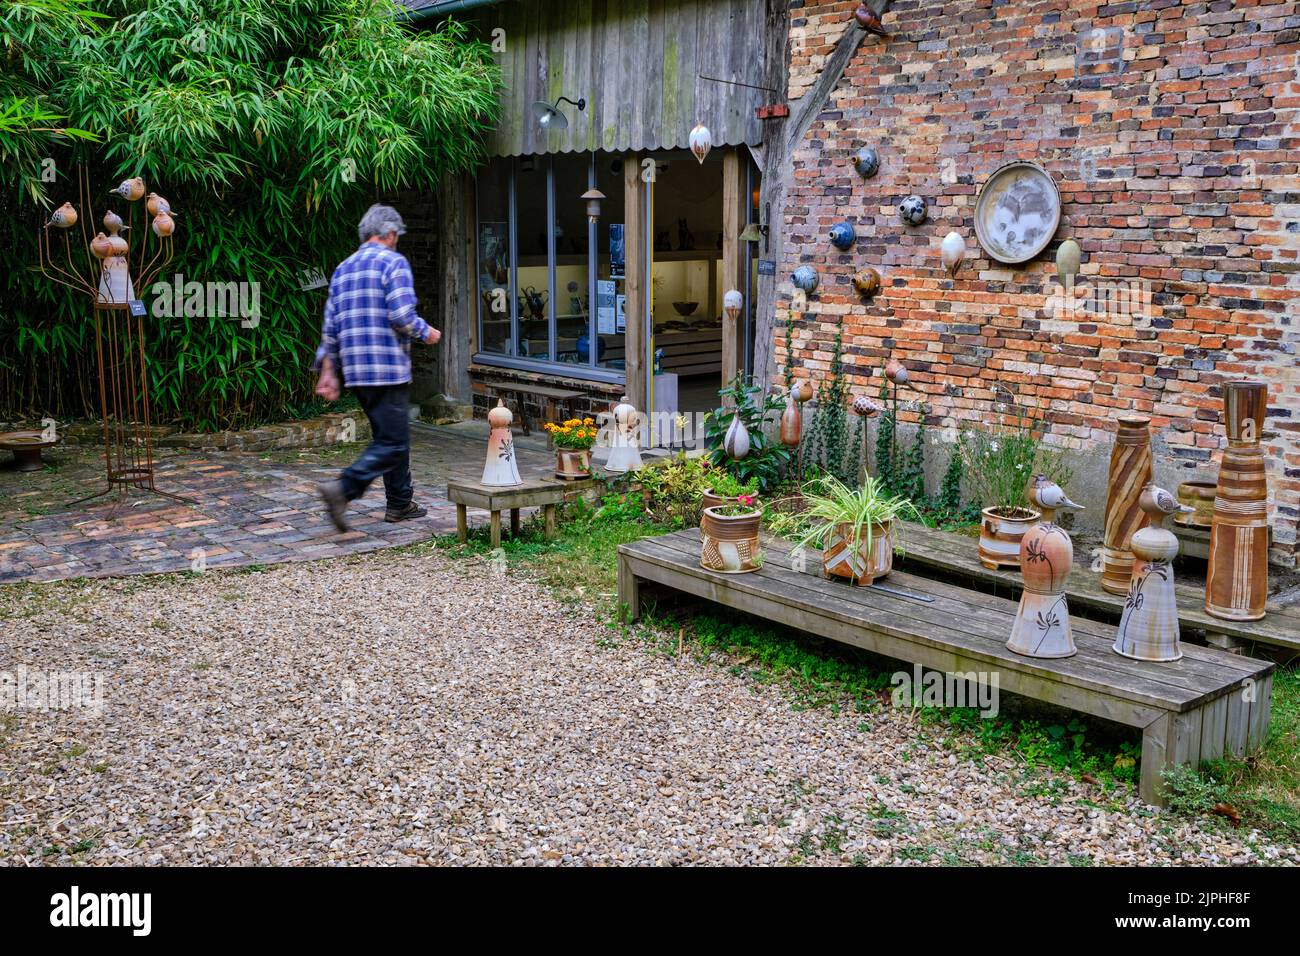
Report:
617,529,1274,807
481,381,585,436
895,520,1300,655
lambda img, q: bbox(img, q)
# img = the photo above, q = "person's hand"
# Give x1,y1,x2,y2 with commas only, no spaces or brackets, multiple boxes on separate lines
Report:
424,327,441,345
315,358,341,402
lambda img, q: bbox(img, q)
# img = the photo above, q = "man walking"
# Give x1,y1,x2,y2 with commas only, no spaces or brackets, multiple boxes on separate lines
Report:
314,204,440,531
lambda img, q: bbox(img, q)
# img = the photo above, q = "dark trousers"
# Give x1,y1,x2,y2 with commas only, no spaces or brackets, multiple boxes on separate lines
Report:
340,384,412,510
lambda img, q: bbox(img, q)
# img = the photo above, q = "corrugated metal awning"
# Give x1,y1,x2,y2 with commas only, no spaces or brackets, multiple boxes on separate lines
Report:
474,0,769,157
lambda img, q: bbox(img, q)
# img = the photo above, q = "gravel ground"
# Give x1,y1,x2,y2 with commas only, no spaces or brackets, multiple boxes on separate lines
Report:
0,547,1294,866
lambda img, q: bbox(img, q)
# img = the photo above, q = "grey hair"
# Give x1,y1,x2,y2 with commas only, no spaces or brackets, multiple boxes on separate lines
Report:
358,204,407,242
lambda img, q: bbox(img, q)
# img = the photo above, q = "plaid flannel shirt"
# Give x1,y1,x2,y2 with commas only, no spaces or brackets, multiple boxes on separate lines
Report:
314,242,432,387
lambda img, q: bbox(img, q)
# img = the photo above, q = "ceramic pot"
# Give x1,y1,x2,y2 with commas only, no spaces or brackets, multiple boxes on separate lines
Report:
701,488,742,512
978,506,1040,570
822,520,894,586
700,506,763,574
1100,415,1153,595
1174,480,1216,528
555,447,591,480
1206,380,1269,621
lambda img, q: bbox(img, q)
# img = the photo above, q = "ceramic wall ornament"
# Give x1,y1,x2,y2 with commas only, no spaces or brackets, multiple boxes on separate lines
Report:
604,397,644,474
780,384,803,449
109,177,145,201
940,231,966,277
1007,476,1085,659
974,160,1061,265
1056,239,1081,287
792,265,819,294
1114,484,1193,663
829,221,857,251
481,399,522,486
884,358,909,386
689,124,713,164
723,289,743,322
853,147,880,179
899,195,928,226
724,414,751,461
1206,380,1269,622
1100,415,1154,595
853,3,889,37
852,267,882,299
46,202,77,229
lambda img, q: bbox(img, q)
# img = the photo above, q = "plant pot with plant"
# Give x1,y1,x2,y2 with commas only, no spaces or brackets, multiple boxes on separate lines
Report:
700,495,763,573
959,418,1071,570
778,475,918,586
543,416,597,480
701,470,759,512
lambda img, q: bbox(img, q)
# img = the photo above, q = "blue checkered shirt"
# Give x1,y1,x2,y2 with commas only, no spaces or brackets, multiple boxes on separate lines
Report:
314,242,432,387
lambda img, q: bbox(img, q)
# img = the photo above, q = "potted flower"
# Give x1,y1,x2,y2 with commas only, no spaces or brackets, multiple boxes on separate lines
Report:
959,419,1070,570
700,493,763,573
543,417,597,480
701,470,759,512
779,475,918,586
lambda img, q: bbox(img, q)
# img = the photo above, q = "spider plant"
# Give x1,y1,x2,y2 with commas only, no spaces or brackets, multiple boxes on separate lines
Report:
775,474,919,555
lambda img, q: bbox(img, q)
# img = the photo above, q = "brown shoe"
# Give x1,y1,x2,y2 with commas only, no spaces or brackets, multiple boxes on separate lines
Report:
384,501,428,523
318,480,350,532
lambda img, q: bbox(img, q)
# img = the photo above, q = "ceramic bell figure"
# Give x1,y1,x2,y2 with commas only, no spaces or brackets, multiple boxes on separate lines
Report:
604,397,643,474
1007,475,1084,659
481,399,522,486
47,202,77,229
940,231,966,276
1114,484,1193,662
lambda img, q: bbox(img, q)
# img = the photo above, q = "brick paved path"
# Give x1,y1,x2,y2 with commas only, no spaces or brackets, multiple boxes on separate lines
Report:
0,424,558,583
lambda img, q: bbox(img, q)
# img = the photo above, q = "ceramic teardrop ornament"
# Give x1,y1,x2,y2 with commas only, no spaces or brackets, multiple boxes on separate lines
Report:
689,124,713,164
940,231,966,276
724,414,751,460
1056,239,1081,286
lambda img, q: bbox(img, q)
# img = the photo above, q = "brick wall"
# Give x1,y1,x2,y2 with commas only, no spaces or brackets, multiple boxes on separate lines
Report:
775,0,1300,560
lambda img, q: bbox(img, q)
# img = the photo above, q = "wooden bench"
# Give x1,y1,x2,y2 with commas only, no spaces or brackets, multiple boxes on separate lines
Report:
447,477,582,549
895,520,1300,656
481,382,585,436
617,529,1274,806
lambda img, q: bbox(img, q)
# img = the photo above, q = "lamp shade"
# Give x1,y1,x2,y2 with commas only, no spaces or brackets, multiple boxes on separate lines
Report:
581,187,606,223
533,100,566,130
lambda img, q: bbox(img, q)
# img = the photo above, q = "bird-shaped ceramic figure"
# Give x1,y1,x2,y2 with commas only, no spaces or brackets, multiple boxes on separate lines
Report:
46,202,77,229
151,211,175,238
884,358,909,385
105,234,129,257
145,193,171,217
109,177,146,201
1007,475,1085,659
854,3,889,37
90,232,112,259
1114,483,1193,662
102,209,127,235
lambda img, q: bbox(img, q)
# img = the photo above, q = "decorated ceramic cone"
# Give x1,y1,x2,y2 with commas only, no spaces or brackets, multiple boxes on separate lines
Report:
481,399,522,486
1100,415,1154,594
96,257,135,305
604,397,643,474
1007,475,1084,659
1114,484,1192,662
1206,380,1269,621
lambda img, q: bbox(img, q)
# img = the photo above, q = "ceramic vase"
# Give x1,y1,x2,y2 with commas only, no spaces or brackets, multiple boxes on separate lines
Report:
978,506,1040,570
1100,415,1154,595
604,398,643,474
700,506,763,573
555,447,591,480
1174,480,1216,528
482,399,522,486
1206,380,1269,621
1007,476,1084,659
780,384,802,449
724,415,751,460
1114,484,1192,662
822,521,894,586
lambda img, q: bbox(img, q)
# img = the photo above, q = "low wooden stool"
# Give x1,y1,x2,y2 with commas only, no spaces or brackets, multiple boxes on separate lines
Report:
446,477,570,549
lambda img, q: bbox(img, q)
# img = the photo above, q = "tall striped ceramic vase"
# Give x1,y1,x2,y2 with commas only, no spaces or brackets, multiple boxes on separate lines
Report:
1101,415,1154,595
1206,381,1269,622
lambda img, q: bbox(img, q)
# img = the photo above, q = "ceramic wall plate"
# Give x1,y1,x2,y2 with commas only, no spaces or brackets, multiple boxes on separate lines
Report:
973,161,1061,264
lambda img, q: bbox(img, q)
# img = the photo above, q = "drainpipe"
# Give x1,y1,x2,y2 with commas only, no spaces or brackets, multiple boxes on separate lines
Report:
401,0,504,23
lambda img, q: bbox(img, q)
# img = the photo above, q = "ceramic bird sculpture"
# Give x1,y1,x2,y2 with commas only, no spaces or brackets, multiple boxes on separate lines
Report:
1114,483,1193,662
854,3,889,36
102,209,127,235
110,177,146,201
47,202,77,229
151,211,176,238
145,192,171,217
1007,476,1085,659
90,232,112,259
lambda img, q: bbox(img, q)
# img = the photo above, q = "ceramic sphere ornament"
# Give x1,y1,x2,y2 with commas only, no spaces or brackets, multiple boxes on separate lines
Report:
110,177,145,201
852,396,881,418
604,397,643,474
900,195,928,226
47,202,77,229
689,124,713,164
723,289,743,322
796,381,814,404
852,267,882,299
1056,239,1082,286
792,265,820,294
940,231,966,277
829,221,857,251
853,147,880,179
481,399,522,486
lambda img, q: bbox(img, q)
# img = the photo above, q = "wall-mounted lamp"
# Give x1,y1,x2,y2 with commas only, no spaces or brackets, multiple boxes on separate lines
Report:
581,187,606,224
739,202,771,253
532,95,587,131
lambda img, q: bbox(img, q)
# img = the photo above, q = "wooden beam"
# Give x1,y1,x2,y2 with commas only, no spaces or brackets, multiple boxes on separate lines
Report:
623,152,647,414
721,148,743,397
438,170,474,406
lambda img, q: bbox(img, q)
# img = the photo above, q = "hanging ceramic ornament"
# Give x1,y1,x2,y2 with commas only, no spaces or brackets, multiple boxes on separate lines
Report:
852,267,882,299
604,397,643,474
853,147,880,179
1056,239,1081,286
481,399,523,486
1007,476,1085,659
109,177,146,201
46,202,77,229
940,231,966,276
689,124,713,164
900,195,928,226
792,265,819,294
724,414,751,460
829,221,857,251
780,384,802,449
1114,484,1193,662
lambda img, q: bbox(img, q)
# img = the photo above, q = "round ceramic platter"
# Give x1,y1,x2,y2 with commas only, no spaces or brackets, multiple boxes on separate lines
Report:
973,161,1061,264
